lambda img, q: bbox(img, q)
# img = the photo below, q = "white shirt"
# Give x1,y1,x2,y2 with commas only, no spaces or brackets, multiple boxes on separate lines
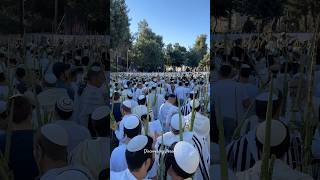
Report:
115,114,134,144
40,165,93,180
70,137,108,180
158,102,174,127
175,86,186,100
37,88,69,112
78,84,106,127
110,144,127,172
212,79,249,122
236,159,313,180
54,120,91,152
127,99,138,109
110,169,151,180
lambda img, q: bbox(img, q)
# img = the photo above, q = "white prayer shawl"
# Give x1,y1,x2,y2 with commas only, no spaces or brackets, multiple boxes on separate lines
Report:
40,165,94,180
147,92,165,120
110,144,127,172
110,169,151,180
184,112,210,151
37,88,69,113
236,159,313,180
115,114,133,144
133,88,143,100
168,132,210,180
158,102,175,130
226,129,303,172
77,84,106,127
211,164,237,180
54,120,91,152
69,137,108,180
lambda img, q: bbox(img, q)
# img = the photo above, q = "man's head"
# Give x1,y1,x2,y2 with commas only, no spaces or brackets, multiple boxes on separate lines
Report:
189,99,201,112
33,124,68,174
87,65,104,88
138,95,146,105
43,73,57,88
218,65,232,79
121,100,132,116
55,97,73,120
255,92,281,120
165,141,200,179
255,120,290,159
91,106,109,137
10,95,32,125
52,62,71,82
124,115,141,139
15,67,26,81
168,94,176,105
125,135,154,179
170,114,185,135
240,64,251,80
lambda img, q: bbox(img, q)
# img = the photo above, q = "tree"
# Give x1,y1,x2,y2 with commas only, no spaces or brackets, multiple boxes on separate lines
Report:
235,0,285,32
165,43,187,67
194,34,208,60
185,48,200,68
110,0,131,71
131,20,164,72
211,0,235,32
185,34,208,68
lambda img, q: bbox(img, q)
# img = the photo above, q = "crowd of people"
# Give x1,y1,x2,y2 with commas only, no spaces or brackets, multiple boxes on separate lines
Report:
109,72,211,180
1,31,320,180
0,36,108,180
210,32,320,179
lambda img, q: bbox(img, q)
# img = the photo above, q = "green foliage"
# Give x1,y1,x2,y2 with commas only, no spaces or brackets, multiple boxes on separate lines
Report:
235,0,285,20
0,0,107,34
131,20,164,72
110,0,131,49
211,0,234,18
185,34,208,68
165,43,187,67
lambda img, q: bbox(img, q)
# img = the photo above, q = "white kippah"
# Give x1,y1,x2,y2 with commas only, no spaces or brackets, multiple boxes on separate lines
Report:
170,114,185,130
44,73,57,84
189,99,200,109
122,100,132,109
91,106,108,121
41,124,68,146
256,120,287,146
127,135,148,152
56,97,73,112
127,91,133,97
174,141,200,174
138,95,146,100
91,66,101,72
124,115,140,129
241,64,250,69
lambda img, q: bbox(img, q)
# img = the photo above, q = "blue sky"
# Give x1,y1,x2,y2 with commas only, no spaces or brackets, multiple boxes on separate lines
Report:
126,0,210,49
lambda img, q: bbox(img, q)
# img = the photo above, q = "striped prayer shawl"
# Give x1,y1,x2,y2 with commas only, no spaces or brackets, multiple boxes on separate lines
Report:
226,130,303,172
192,135,210,180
